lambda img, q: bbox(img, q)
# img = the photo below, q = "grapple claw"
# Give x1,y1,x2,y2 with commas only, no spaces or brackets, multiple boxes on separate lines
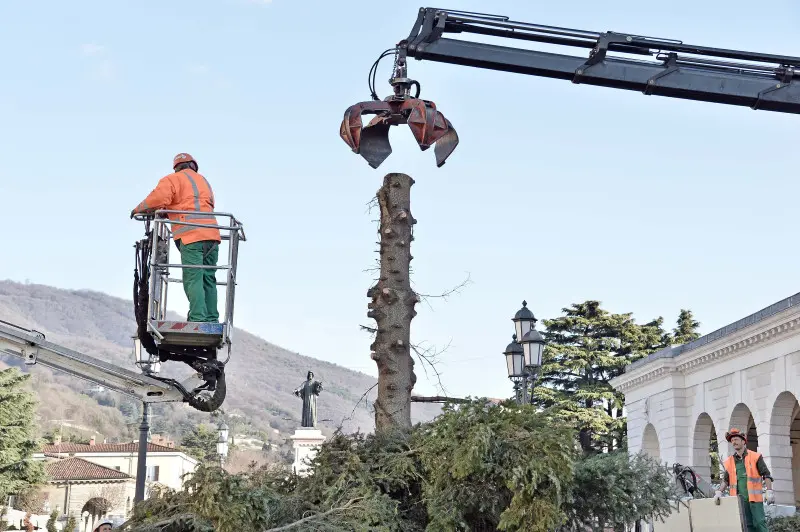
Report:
359,121,393,169
434,118,459,167
339,97,457,168
340,47,457,168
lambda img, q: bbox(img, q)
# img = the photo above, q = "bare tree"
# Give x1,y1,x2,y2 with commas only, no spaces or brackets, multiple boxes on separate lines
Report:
367,173,419,433
223,449,277,475
87,484,127,514
13,488,48,514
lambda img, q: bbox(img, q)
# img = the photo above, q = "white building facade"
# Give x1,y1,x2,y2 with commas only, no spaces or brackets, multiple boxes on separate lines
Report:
610,292,800,507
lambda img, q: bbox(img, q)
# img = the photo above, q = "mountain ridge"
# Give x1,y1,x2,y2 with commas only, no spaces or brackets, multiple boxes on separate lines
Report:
0,280,441,442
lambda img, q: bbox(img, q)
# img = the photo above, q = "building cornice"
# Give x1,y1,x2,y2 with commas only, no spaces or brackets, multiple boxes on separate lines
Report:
673,315,800,373
611,309,800,394
611,358,676,394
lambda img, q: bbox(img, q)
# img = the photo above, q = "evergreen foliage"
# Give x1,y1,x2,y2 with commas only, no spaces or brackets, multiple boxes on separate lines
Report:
120,400,676,532
563,451,677,531
672,309,701,345
46,510,57,532
63,514,77,532
0,368,46,503
178,425,219,462
534,301,669,453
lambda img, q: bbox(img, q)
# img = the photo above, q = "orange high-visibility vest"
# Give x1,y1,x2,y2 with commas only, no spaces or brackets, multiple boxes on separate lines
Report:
133,169,221,245
724,451,764,503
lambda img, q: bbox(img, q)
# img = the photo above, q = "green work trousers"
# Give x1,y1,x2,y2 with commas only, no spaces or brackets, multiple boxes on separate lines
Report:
178,240,219,323
736,459,768,532
739,496,768,532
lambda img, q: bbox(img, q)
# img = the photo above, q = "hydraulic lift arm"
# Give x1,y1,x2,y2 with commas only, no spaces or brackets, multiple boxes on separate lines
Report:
341,7,800,168
403,8,800,112
0,319,205,406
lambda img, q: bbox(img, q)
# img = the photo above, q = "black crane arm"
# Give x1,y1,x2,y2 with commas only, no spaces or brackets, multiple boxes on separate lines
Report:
401,8,800,113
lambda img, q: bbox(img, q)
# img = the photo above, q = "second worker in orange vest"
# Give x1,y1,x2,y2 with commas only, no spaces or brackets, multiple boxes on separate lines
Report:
714,428,774,532
131,153,222,323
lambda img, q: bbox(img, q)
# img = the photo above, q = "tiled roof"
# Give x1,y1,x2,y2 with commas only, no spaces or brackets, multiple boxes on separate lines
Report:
46,457,131,481
42,442,176,454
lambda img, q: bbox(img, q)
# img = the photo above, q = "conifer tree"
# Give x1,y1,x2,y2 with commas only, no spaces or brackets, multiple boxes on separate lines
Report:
64,514,77,532
533,301,669,454
672,309,701,345
0,368,45,503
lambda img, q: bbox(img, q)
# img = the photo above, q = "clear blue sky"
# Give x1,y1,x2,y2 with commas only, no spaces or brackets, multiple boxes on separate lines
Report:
2,0,799,402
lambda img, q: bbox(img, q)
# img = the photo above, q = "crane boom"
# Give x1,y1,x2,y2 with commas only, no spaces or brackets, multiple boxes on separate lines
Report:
0,319,200,404
403,8,800,113
340,8,800,168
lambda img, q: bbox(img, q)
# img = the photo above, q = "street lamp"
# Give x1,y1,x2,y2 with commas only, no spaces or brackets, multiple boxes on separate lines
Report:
504,301,546,405
504,334,526,404
217,421,229,468
132,336,158,504
520,328,545,377
512,300,536,340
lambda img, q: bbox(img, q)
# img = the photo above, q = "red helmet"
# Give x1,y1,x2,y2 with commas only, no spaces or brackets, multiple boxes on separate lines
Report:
725,428,747,443
173,152,197,169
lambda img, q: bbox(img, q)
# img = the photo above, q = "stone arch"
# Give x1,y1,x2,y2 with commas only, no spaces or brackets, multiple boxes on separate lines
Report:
728,402,759,454
642,423,661,461
692,413,719,483
768,391,800,506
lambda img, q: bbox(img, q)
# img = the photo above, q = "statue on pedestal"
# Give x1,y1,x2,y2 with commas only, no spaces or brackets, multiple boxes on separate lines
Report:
293,370,323,428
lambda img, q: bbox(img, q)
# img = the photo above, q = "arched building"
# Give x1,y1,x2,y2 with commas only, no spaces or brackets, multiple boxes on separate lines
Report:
610,292,800,508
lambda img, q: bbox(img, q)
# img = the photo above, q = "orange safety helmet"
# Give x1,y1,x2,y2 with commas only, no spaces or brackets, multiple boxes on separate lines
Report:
725,428,747,443
173,152,197,170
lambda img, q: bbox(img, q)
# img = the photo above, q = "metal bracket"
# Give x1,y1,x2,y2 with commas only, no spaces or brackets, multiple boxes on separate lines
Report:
644,53,679,95
752,67,795,110
23,345,38,365
573,33,635,83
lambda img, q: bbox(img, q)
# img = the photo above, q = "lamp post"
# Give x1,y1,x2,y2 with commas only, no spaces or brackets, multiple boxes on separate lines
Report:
132,337,160,503
504,301,546,404
217,421,229,468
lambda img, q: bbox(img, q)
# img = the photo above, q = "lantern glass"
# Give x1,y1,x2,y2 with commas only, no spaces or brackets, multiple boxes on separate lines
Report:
504,335,524,378
219,422,229,442
521,329,545,369
514,320,531,342
505,351,515,378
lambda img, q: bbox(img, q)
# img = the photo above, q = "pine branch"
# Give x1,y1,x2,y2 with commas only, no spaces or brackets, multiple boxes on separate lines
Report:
263,497,364,531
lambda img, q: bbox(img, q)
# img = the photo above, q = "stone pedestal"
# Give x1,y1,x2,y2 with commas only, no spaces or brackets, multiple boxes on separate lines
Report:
290,427,326,476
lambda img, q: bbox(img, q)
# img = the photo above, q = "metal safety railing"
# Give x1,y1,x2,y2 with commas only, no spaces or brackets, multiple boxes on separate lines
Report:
135,210,246,348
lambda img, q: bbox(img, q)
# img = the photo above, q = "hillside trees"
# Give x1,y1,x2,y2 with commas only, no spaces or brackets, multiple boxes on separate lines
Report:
0,368,45,504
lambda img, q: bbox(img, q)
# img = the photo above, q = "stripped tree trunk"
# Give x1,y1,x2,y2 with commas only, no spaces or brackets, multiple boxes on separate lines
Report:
367,173,418,433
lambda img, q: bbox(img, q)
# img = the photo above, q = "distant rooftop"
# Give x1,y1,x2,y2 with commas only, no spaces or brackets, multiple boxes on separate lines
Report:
42,441,178,454
46,457,131,481
627,291,800,372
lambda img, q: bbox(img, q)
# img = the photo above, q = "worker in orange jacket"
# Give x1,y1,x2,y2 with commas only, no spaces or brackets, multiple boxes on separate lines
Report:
714,428,774,532
131,153,221,323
